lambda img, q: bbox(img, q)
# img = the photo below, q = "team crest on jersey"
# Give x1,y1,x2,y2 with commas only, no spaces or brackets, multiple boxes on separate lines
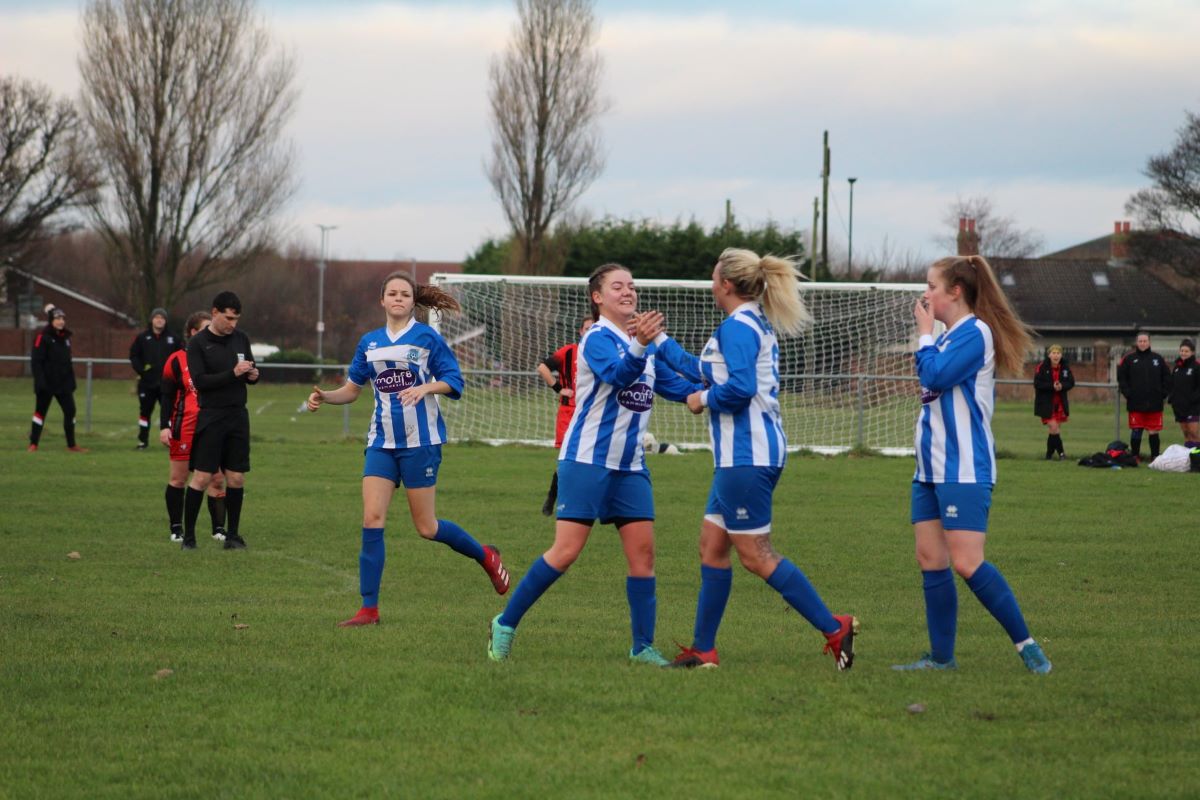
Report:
375,367,417,393
407,348,421,362
617,382,654,412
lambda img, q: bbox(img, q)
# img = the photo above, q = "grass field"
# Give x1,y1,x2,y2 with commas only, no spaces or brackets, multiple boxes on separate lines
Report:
1,378,1197,798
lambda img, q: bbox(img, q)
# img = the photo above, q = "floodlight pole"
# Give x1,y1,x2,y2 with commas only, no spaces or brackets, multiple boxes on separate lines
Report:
316,224,337,362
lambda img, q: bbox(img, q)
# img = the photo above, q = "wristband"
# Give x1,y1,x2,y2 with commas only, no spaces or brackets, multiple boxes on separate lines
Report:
552,380,562,393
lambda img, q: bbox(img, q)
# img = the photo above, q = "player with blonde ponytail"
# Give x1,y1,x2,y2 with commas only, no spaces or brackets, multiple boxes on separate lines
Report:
654,248,859,671
897,254,1051,673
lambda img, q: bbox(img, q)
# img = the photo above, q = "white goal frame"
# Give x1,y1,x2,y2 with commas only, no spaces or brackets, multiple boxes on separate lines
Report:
430,273,926,455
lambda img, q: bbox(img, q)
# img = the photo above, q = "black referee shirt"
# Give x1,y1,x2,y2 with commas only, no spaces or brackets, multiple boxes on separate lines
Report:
186,327,259,411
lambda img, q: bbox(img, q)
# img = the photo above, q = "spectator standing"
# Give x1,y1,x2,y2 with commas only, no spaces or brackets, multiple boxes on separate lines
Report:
130,308,181,449
1170,338,1200,447
1116,332,1172,462
1033,344,1075,460
28,306,87,453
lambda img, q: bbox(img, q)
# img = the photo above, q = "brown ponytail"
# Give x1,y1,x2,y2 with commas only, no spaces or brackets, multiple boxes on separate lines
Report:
380,271,461,314
931,254,1032,376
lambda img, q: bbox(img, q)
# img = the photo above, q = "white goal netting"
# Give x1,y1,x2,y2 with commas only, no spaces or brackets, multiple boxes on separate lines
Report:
430,273,925,454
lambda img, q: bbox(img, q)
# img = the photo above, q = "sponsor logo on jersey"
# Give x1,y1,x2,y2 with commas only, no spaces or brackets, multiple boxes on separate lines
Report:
375,367,417,393
920,386,941,405
617,382,654,412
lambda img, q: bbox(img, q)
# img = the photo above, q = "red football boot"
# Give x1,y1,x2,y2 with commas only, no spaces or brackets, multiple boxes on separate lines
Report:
666,644,720,669
337,607,380,627
481,545,510,595
823,614,859,671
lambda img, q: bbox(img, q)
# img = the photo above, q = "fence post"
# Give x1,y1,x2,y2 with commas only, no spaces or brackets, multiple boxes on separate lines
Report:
85,360,94,433
343,403,350,437
1113,384,1121,441
855,376,865,450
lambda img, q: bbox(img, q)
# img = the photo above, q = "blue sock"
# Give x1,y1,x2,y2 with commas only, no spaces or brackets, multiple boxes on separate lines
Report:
359,527,385,608
766,558,838,635
922,568,957,663
693,564,733,651
498,556,563,629
626,576,657,654
966,561,1031,644
433,519,485,562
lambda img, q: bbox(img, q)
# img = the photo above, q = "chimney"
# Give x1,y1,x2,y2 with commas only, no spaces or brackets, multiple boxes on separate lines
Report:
1111,220,1130,262
957,217,980,257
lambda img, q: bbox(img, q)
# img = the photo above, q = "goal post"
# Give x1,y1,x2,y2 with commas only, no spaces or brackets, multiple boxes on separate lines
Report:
430,273,925,454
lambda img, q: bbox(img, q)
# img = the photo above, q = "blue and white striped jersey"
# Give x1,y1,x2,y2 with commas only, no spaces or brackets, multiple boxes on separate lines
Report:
913,314,997,485
560,316,699,472
347,319,464,449
656,302,787,468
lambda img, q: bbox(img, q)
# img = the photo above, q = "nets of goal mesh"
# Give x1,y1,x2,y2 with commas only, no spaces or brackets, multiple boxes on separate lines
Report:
431,273,925,454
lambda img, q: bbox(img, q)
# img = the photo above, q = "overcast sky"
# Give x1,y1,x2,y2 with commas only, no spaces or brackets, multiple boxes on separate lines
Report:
1,0,1197,265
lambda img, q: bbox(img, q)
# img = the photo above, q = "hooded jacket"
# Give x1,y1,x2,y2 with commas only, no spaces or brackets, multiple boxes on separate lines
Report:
31,324,76,394
1033,356,1075,419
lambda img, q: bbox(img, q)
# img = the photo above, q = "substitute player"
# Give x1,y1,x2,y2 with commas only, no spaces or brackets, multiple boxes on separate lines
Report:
535,316,593,515
1117,332,1172,462
487,263,700,667
181,291,257,551
307,272,510,628
130,308,181,449
159,311,227,543
895,254,1051,674
653,249,858,671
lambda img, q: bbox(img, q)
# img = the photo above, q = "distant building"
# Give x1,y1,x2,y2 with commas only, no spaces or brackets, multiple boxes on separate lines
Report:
0,266,138,379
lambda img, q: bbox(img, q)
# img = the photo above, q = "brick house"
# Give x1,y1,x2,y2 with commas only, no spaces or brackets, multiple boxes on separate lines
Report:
0,266,139,379
953,219,1200,399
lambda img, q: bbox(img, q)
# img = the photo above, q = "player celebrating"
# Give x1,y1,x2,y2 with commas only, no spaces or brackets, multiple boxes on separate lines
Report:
895,254,1051,674
652,248,858,671
160,311,227,543
487,263,700,666
535,316,594,515
307,272,510,628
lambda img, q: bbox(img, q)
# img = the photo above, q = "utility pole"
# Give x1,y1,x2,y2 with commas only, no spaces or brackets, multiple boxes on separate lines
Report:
315,224,337,363
811,198,819,279
821,130,830,281
847,177,858,274
724,198,733,234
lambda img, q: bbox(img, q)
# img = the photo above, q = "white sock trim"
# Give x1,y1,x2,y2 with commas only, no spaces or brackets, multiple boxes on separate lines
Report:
1015,637,1035,652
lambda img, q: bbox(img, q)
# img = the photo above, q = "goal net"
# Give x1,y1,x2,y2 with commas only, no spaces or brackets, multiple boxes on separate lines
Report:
430,273,926,454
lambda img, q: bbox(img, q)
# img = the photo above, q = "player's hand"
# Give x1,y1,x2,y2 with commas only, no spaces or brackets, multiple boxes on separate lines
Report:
914,298,935,337
398,384,433,407
306,386,324,412
233,359,254,376
560,388,574,398
686,391,705,414
634,310,665,345
159,428,171,446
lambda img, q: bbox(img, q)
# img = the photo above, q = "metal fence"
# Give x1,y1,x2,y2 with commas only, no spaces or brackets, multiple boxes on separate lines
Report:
1,355,1129,445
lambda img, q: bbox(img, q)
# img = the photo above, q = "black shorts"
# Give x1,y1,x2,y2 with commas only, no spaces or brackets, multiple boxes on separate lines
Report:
190,408,251,473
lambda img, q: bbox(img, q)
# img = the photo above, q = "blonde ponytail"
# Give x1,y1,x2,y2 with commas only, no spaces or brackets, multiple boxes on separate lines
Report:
717,248,811,336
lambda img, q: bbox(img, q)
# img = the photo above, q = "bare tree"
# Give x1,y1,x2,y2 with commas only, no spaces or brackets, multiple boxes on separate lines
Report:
0,76,100,261
935,195,1044,258
1127,109,1200,235
78,0,297,322
487,0,607,275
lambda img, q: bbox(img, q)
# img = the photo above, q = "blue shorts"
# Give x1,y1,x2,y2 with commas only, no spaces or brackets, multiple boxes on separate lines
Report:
705,466,781,534
363,445,441,488
910,481,992,532
556,460,654,524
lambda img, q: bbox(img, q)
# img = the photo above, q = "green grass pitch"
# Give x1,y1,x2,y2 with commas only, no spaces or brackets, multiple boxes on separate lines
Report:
1,378,1197,798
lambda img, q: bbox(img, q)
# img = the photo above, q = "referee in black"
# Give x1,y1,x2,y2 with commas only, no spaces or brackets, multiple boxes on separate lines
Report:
181,291,259,550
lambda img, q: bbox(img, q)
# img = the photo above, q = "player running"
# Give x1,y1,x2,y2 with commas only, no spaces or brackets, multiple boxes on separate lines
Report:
159,311,227,543
652,248,858,671
895,254,1051,674
488,263,700,667
307,272,510,628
